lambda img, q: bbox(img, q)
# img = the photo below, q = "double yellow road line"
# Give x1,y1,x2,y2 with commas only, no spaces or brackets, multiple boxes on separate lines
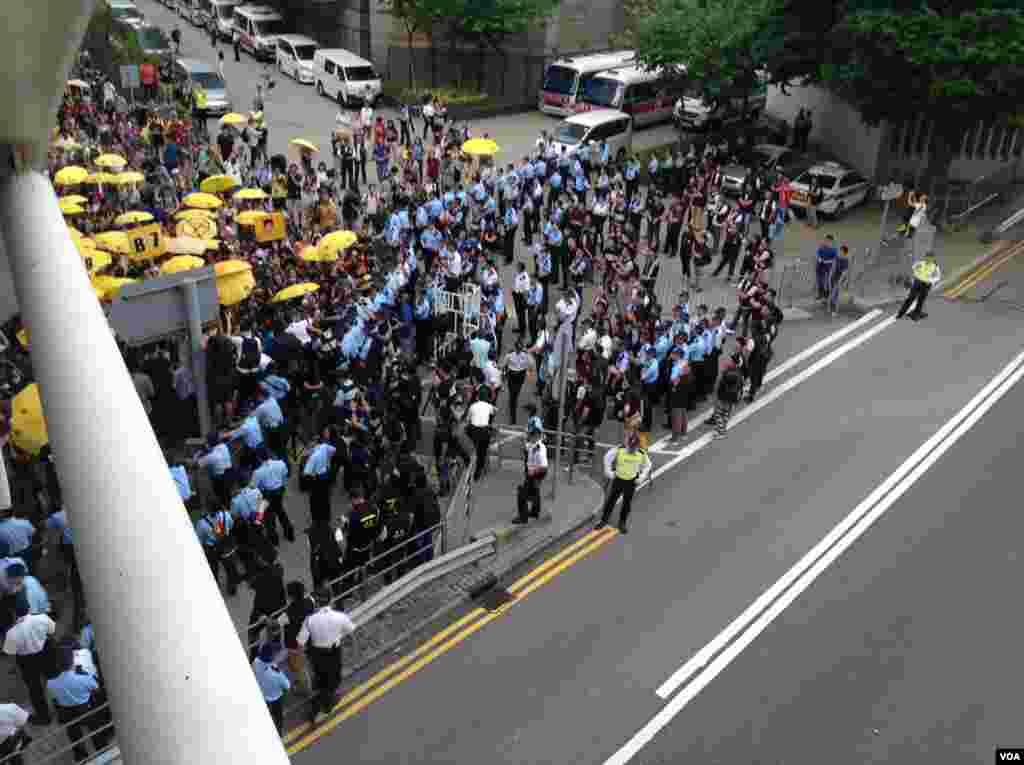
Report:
944,240,1024,300
283,525,618,755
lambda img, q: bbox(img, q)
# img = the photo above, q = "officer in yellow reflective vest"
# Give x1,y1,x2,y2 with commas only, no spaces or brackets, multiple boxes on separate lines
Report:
192,86,209,140
596,432,653,534
896,252,942,321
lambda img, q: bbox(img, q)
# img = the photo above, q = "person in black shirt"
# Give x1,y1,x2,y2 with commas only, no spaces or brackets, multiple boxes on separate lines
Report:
282,581,315,694
248,549,287,660
308,520,346,597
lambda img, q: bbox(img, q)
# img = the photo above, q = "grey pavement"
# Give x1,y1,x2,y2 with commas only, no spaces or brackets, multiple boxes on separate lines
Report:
292,255,1024,764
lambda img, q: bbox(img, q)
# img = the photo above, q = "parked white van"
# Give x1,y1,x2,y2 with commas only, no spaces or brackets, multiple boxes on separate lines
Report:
276,35,318,84
207,0,241,41
313,49,382,107
231,4,286,61
549,109,633,161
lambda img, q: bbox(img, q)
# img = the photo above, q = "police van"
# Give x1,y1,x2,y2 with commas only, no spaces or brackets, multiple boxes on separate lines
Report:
313,49,382,106
575,65,683,127
231,5,286,61
789,161,872,219
207,0,241,40
549,109,634,161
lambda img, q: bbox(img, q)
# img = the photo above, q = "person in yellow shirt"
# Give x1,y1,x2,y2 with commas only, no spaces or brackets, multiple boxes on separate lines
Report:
896,251,941,321
595,432,652,534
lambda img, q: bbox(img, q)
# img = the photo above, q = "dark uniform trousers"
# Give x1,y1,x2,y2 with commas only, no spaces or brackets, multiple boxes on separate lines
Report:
263,488,295,543
600,477,639,527
307,644,342,718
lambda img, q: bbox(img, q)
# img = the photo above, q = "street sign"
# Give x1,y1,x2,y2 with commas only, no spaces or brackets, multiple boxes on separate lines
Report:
109,267,219,346
125,223,166,260
120,64,140,91
879,182,904,202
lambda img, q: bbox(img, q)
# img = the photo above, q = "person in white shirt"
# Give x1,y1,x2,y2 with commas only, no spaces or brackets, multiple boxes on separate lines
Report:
463,388,496,481
555,287,579,332
481,356,502,395
514,423,548,523
0,703,30,763
297,591,356,723
421,100,435,139
3,603,56,725
285,312,318,346
502,339,531,424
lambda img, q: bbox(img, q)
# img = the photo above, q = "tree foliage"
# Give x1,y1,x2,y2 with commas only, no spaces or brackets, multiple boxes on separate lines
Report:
609,0,657,49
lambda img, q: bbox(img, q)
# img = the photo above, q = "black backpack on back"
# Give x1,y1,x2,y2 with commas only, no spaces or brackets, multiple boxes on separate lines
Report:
239,336,260,371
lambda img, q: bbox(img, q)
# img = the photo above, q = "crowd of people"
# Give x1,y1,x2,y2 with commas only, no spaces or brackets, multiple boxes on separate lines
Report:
0,49,820,752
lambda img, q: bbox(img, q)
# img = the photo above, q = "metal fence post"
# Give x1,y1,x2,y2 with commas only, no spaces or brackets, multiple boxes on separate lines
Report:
550,333,571,501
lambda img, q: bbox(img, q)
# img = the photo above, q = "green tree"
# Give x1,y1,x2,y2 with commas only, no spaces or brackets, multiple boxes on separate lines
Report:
609,0,657,49
636,0,776,122
379,0,435,87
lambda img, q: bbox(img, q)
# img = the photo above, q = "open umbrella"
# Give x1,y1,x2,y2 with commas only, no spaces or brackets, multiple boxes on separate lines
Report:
94,153,127,169
81,249,113,275
161,255,206,274
59,201,85,215
290,138,319,153
200,175,237,194
67,226,84,240
176,217,218,240
16,328,29,350
462,138,500,156
233,187,269,201
10,384,48,457
113,171,146,185
299,245,337,263
165,237,218,256
318,229,358,259
236,210,271,226
272,282,319,303
114,210,154,226
175,208,216,221
93,231,131,254
84,172,118,186
215,260,255,306
54,166,89,185
74,238,96,256
59,194,88,205
183,192,224,210
91,275,136,301
220,112,248,126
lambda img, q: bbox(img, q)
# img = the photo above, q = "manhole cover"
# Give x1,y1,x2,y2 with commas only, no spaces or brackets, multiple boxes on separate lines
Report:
475,587,516,611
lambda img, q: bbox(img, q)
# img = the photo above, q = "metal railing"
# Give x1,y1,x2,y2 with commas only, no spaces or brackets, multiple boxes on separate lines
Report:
939,162,1022,226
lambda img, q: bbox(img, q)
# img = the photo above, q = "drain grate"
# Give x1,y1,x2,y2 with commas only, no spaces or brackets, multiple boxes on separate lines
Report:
474,587,516,611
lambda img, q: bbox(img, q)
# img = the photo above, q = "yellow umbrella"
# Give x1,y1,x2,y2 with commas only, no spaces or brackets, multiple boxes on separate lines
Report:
272,282,319,303
300,245,337,263
165,237,218,256
318,229,358,258
200,175,237,194
290,138,319,153
75,238,97,257
233,187,268,201
236,210,271,226
59,201,85,215
462,138,500,156
54,166,88,185
220,112,248,126
214,260,255,306
67,227,84,240
114,210,154,226
92,275,136,301
16,328,29,350
161,255,206,273
176,218,218,240
183,192,223,210
175,208,216,221
10,384,49,457
95,153,127,169
94,231,131,254
85,172,118,185
82,249,113,274
113,171,146,185
59,194,88,205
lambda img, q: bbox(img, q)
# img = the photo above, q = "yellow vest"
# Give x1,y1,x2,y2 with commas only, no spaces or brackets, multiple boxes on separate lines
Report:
614,448,646,481
913,260,938,284
194,88,208,110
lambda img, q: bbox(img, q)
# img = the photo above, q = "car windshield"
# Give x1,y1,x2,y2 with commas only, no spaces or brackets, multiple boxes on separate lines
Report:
216,5,233,19
136,27,169,50
192,71,225,90
345,66,377,81
253,18,284,36
795,171,839,189
293,44,317,61
543,65,577,96
111,6,143,20
554,123,587,145
579,77,619,107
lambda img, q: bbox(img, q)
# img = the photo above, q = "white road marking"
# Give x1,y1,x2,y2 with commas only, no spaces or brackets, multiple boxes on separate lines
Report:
604,347,1024,765
641,316,896,489
648,309,884,452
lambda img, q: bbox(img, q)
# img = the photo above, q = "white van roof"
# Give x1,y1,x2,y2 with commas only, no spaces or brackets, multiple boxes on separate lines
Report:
277,34,317,47
210,0,240,6
592,64,670,84
563,108,631,128
316,48,374,68
551,50,635,69
235,4,280,17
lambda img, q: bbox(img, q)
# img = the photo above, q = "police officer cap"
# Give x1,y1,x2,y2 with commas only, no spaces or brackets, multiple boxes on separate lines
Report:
258,641,279,662
5,562,26,578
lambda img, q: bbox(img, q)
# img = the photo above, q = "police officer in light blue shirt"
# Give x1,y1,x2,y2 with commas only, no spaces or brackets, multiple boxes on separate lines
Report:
226,416,264,477
169,464,194,506
47,645,99,757
251,452,293,545
252,394,285,457
303,438,338,524
253,642,290,732
0,515,35,568
231,485,264,524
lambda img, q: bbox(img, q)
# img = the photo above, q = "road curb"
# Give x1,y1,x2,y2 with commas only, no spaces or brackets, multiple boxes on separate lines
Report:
937,239,1015,294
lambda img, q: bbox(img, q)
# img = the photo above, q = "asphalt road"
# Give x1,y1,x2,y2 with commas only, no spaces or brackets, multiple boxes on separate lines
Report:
134,0,678,163
288,259,1024,763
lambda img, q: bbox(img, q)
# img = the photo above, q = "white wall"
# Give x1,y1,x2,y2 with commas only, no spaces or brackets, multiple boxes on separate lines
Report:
767,83,884,179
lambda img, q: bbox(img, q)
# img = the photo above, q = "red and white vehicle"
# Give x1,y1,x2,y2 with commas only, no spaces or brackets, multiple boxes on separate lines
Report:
538,50,635,117
574,64,684,128
231,4,286,61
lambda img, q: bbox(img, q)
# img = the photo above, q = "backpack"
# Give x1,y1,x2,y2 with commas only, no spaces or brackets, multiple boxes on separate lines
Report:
239,336,260,371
